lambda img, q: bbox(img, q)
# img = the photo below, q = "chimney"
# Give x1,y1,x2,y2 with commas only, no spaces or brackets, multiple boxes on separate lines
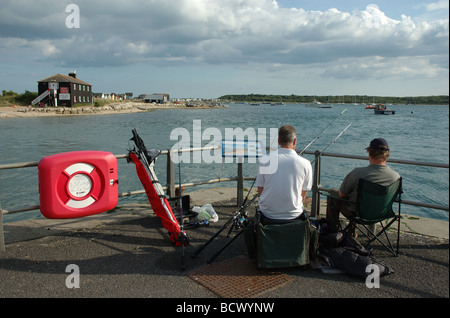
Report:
68,70,77,79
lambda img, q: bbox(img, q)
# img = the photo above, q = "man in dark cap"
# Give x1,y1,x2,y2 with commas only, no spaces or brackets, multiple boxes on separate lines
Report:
325,138,401,233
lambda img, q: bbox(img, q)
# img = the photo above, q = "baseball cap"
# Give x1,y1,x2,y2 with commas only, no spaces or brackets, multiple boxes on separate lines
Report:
366,138,390,151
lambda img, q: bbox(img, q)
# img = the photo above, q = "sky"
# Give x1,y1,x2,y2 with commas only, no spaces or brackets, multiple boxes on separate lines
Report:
0,0,448,99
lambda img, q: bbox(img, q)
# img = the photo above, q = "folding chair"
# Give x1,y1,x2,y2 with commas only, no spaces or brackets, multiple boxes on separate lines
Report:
326,178,402,256
249,209,312,268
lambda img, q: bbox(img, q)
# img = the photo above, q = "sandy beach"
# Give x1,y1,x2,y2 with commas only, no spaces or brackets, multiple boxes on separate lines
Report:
0,102,223,119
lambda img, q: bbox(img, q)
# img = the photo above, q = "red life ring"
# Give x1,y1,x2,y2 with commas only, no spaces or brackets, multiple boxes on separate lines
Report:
39,151,118,219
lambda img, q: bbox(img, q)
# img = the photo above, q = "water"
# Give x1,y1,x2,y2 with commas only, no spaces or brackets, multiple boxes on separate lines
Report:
0,103,448,223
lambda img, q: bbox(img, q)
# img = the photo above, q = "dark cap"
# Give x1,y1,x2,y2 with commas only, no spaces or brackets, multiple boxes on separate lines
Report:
366,138,390,151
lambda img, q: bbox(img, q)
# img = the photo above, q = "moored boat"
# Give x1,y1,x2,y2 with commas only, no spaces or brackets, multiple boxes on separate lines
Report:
306,100,332,108
374,104,395,115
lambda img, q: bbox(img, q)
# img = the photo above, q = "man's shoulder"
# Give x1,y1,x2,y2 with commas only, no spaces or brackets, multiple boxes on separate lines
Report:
294,154,312,167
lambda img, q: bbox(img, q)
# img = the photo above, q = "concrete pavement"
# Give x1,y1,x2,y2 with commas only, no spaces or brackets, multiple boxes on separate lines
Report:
0,187,448,300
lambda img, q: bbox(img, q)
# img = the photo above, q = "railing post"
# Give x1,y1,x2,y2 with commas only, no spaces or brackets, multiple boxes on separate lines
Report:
166,150,175,198
0,201,5,252
237,159,244,206
310,151,321,218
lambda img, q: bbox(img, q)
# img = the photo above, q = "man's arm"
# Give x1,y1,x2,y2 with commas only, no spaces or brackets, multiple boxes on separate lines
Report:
258,187,264,195
301,190,308,201
339,191,349,199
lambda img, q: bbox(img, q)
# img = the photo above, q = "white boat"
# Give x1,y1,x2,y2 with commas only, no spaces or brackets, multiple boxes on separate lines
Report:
306,100,332,108
306,100,322,107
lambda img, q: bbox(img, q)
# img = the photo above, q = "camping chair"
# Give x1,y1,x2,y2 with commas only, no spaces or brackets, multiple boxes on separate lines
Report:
324,178,402,256
245,208,312,269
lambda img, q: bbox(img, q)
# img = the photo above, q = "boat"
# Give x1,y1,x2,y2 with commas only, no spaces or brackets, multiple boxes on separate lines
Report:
271,102,285,106
374,104,395,115
364,104,376,109
306,99,332,108
249,103,260,106
306,100,322,107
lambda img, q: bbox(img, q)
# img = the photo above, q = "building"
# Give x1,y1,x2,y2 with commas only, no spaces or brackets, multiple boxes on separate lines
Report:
141,93,170,104
33,71,93,107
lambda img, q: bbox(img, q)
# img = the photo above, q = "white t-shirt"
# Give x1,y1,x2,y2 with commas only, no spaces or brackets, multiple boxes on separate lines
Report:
256,148,312,220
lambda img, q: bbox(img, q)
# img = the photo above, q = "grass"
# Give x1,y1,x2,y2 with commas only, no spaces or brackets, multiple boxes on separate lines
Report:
0,91,38,107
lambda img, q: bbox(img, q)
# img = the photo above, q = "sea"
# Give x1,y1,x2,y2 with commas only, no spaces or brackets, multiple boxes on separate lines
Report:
0,103,448,223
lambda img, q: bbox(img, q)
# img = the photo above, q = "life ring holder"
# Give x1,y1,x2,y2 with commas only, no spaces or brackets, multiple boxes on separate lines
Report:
39,151,118,219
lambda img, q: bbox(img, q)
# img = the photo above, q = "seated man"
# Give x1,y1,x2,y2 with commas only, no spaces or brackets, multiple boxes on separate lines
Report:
326,138,401,233
256,125,313,224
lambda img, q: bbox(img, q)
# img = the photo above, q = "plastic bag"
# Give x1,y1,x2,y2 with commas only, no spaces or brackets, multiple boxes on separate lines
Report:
192,204,219,222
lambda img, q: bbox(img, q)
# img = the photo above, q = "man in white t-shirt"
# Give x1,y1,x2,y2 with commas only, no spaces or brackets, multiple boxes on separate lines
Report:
256,125,313,223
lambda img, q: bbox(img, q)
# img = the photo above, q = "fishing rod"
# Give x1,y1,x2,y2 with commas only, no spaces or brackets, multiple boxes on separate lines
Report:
310,123,352,164
177,137,187,270
206,193,259,264
191,178,258,260
300,108,348,155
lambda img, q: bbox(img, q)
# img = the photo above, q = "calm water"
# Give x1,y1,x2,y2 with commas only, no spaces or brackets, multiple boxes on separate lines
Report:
0,103,448,223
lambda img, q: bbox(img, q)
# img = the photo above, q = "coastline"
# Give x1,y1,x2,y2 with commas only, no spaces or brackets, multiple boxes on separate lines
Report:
0,101,225,119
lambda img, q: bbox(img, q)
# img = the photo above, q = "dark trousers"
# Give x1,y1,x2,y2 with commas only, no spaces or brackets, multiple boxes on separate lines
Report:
325,189,356,233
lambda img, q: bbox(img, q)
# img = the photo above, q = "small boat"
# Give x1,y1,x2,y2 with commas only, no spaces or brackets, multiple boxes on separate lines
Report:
271,102,285,106
364,104,376,109
249,103,260,106
306,100,322,107
374,104,395,115
306,99,332,108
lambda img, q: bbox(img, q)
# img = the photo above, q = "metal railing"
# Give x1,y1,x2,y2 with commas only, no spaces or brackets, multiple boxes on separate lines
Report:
1,147,449,251
306,150,449,217
0,146,245,217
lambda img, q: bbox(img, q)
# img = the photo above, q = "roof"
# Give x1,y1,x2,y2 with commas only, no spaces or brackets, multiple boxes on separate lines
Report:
38,74,91,86
142,94,166,99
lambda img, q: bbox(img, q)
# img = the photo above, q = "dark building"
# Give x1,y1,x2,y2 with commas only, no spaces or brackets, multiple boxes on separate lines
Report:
140,93,170,104
33,71,93,107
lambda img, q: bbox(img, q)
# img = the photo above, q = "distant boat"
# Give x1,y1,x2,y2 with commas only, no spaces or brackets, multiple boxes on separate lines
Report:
374,104,395,115
249,103,260,106
271,102,285,106
306,99,332,108
306,100,322,107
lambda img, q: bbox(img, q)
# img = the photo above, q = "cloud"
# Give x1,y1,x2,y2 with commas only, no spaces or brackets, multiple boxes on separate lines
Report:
0,0,448,81
426,0,449,12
